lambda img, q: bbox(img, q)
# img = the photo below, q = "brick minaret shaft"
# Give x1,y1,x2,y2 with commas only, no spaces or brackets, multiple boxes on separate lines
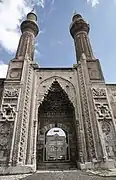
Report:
70,14,95,61
15,11,39,60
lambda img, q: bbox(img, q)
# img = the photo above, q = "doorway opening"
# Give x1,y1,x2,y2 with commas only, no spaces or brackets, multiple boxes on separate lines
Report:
45,127,69,161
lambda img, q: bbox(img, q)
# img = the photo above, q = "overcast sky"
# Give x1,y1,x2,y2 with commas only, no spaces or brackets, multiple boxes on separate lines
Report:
0,0,116,83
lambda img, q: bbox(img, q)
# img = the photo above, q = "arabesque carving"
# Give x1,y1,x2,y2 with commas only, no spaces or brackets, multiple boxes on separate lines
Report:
100,120,115,158
4,88,19,98
0,122,13,165
92,88,106,98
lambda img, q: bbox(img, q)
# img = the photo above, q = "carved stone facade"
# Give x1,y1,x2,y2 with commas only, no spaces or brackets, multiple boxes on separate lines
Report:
0,12,116,175
91,87,116,161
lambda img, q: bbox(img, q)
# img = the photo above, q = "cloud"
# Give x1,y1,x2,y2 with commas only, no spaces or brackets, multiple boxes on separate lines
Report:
35,42,41,58
0,0,45,54
0,61,8,78
37,0,45,8
51,0,55,5
50,40,63,47
87,0,99,7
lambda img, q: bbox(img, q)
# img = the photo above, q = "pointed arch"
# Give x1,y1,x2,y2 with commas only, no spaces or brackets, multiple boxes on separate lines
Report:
37,76,76,108
40,76,75,90
36,80,79,169
38,80,74,113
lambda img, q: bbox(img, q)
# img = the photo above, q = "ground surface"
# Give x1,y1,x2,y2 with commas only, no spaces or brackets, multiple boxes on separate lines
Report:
1,170,116,180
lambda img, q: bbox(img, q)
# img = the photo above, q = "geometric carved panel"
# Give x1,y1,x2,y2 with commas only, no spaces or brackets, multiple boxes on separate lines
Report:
95,103,112,120
0,104,16,121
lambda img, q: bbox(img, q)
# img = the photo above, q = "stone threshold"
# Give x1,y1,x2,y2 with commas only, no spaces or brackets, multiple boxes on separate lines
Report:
36,170,78,173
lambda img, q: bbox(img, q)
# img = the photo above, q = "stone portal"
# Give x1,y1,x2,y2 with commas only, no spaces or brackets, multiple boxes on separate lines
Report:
36,81,78,170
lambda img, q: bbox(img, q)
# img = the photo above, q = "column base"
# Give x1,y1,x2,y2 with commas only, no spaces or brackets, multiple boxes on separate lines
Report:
77,159,116,170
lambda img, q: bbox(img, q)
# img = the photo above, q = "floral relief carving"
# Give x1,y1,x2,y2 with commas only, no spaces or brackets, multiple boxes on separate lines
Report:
95,103,112,120
100,121,115,158
0,122,13,164
4,88,19,98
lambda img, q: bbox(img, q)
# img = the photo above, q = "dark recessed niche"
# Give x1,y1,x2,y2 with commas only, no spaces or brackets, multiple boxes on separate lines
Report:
39,77,42,79
6,109,11,116
43,86,46,88
66,85,69,88
69,77,72,79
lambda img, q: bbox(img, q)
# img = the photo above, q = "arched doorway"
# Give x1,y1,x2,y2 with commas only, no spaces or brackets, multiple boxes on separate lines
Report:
36,81,78,170
45,128,69,161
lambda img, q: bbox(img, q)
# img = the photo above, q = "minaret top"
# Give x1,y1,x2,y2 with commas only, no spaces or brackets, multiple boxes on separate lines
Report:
70,13,90,38
20,10,39,37
27,10,37,22
72,13,82,21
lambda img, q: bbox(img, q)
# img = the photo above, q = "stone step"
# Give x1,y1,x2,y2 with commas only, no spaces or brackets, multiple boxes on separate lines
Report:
37,162,77,170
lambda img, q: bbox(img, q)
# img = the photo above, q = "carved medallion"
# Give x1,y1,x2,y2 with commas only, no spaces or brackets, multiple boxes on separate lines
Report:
10,71,19,78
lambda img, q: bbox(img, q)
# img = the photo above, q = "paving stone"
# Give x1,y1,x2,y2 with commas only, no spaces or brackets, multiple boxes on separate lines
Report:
1,170,116,180
0,174,30,180
20,170,116,180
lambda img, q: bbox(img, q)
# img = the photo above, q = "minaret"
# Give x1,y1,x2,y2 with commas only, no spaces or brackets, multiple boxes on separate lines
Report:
70,13,104,163
70,13,94,61
16,11,39,60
